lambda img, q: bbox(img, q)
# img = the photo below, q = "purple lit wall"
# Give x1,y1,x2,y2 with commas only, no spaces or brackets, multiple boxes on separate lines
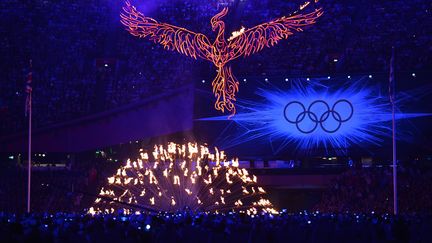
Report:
0,86,194,152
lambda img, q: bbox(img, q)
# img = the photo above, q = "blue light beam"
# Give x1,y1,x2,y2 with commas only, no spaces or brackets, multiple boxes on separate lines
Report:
198,76,431,154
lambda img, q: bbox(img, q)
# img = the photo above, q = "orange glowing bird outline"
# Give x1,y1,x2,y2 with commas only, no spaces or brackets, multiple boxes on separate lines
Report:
120,1,323,118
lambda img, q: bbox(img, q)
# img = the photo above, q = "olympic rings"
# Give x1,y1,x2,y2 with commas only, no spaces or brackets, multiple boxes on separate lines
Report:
283,99,354,134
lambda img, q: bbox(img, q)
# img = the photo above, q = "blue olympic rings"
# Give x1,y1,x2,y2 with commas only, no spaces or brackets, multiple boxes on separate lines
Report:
283,99,354,134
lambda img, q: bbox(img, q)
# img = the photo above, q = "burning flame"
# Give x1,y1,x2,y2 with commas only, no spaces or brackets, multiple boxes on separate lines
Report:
89,142,275,214
228,27,246,41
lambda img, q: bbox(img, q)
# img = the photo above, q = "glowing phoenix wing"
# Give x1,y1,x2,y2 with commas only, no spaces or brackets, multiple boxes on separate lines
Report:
228,8,323,60
120,1,213,60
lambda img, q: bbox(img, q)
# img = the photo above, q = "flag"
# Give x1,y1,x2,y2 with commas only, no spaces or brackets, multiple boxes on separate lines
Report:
25,60,32,116
389,47,395,104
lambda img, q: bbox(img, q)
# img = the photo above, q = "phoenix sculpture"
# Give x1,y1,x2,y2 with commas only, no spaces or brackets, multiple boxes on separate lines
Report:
120,1,323,117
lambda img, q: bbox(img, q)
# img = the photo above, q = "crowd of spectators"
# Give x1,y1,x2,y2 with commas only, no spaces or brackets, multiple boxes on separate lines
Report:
0,155,432,241
314,160,432,214
1,0,431,136
1,211,430,242
0,154,116,213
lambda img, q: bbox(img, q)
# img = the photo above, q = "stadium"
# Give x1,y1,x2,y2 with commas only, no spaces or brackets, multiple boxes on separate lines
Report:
0,0,431,242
